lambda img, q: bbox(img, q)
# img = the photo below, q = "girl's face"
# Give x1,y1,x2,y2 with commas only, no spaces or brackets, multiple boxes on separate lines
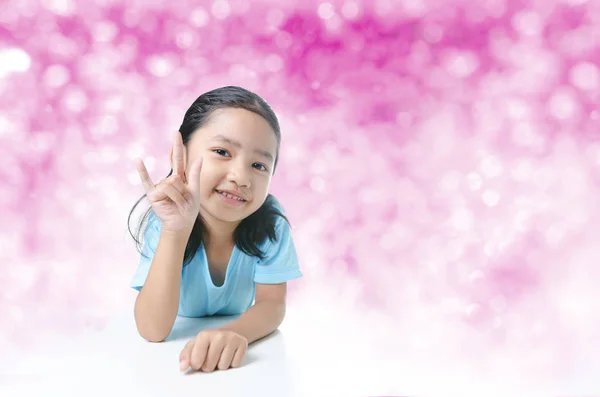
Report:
185,108,278,226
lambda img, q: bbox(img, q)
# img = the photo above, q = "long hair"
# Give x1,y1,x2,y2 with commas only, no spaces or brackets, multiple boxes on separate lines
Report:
128,86,288,265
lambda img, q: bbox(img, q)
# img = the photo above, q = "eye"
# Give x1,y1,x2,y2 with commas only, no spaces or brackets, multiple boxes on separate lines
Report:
253,163,268,172
212,148,230,157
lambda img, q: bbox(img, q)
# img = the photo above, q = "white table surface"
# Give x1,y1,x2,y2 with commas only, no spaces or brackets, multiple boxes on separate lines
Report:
1,301,403,397
2,296,598,397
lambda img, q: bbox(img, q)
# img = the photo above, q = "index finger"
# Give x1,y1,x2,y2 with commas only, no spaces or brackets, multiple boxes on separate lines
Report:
172,131,185,179
179,339,194,371
135,159,155,193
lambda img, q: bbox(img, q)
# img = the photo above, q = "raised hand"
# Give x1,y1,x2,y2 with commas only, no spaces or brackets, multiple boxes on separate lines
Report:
136,131,203,232
179,329,248,372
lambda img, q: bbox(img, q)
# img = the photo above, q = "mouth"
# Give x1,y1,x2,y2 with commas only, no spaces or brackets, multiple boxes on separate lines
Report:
215,189,247,202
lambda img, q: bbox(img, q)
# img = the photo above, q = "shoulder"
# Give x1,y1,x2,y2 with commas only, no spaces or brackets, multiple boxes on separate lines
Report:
267,195,291,233
265,194,285,214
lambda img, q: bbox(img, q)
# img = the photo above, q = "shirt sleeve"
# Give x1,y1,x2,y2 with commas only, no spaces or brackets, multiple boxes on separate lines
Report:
254,216,303,284
130,215,161,291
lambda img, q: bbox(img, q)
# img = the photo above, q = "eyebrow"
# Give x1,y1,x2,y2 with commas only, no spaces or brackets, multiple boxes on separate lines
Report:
210,134,275,162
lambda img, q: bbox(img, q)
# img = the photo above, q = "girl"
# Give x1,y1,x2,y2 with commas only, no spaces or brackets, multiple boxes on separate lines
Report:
128,86,302,373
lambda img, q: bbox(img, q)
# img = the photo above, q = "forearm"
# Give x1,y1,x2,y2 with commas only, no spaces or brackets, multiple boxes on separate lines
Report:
220,300,286,344
134,229,189,342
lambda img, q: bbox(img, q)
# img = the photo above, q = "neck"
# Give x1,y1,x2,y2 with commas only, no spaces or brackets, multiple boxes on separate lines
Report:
199,211,239,248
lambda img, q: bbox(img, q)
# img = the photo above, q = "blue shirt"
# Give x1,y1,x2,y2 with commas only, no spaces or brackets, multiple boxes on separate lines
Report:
129,206,303,317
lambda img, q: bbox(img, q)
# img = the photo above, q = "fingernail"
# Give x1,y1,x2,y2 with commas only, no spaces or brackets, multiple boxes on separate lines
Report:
180,360,188,371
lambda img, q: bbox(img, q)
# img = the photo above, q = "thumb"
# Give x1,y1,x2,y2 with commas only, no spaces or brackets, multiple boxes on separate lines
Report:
187,157,203,192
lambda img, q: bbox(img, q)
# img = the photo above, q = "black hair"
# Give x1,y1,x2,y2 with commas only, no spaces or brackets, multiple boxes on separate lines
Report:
128,86,289,265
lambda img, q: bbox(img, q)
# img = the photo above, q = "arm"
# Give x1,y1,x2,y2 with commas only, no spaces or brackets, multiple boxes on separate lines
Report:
220,282,287,344
134,228,190,342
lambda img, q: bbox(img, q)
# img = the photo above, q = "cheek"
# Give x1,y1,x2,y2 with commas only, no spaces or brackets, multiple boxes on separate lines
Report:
197,168,219,193
253,176,271,195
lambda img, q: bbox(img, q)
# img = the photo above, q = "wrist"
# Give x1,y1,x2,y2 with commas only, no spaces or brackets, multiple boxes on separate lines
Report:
160,227,192,242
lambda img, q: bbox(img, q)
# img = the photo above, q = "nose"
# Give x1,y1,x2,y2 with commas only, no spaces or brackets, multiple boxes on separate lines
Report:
227,161,251,188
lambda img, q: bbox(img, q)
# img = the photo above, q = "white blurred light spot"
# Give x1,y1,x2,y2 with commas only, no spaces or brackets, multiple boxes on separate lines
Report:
91,116,119,138
482,189,500,207
9,265,37,290
440,171,461,192
511,160,533,182
480,155,503,178
176,30,195,49
531,162,558,189
126,142,146,162
451,208,474,232
464,303,480,317
190,7,209,27
93,21,118,43
403,0,426,17
466,172,483,190
468,270,484,282
266,9,285,28
512,11,544,36
229,64,248,79
441,298,462,314
212,0,231,20
41,0,75,16
512,121,542,148
318,2,335,20
48,33,78,58
492,316,503,328
310,177,325,192
445,51,479,78
0,48,31,78
341,0,360,19
513,210,532,232
30,132,54,153
43,64,70,88
63,87,88,113
490,295,507,313
484,242,497,257
569,62,600,91
103,95,124,113
505,98,531,120
324,13,343,33
311,159,328,175
265,54,284,73
146,55,175,77
545,224,564,245
0,115,12,137
547,89,577,120
73,200,91,218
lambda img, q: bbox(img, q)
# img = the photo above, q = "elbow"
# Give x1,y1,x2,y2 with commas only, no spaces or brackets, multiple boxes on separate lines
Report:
142,333,167,343
137,326,169,343
133,296,173,342
134,311,171,343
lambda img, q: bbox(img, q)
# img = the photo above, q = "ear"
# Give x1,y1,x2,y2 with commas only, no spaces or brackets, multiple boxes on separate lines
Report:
181,146,189,183
183,146,188,173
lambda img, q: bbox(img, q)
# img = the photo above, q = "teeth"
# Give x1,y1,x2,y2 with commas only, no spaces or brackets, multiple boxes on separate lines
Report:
219,191,245,201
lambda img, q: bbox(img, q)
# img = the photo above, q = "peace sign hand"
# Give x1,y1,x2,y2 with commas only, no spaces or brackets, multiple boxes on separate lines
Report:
136,131,203,233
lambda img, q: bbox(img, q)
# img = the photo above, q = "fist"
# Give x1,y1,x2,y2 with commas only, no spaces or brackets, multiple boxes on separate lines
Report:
179,329,248,372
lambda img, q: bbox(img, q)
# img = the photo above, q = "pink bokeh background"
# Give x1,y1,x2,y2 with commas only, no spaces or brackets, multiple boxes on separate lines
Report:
2,0,600,390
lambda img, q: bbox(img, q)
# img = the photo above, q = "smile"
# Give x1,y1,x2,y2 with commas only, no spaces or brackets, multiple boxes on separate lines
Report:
216,190,247,202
